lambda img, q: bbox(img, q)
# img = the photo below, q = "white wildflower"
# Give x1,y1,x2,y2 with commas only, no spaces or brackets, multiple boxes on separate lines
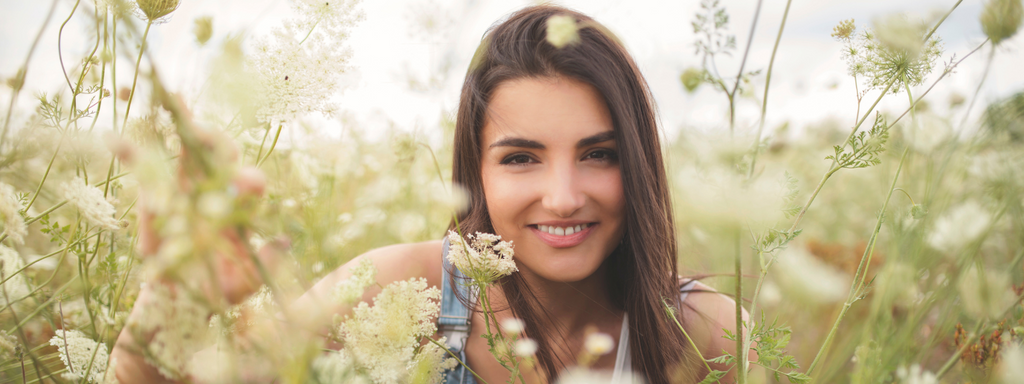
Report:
409,339,459,384
128,283,211,379
335,258,376,304
446,230,518,285
103,357,119,384
0,245,29,307
196,192,232,220
775,244,849,304
62,177,121,230
501,318,526,335
674,165,788,228
926,200,991,253
895,364,937,384
546,15,580,48
584,332,615,356
247,0,363,126
48,330,109,383
901,112,951,153
958,265,1015,319
337,277,444,383
0,182,27,244
514,338,538,357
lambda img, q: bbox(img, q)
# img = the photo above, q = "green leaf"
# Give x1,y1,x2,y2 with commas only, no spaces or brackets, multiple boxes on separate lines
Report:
786,372,812,384
698,370,727,384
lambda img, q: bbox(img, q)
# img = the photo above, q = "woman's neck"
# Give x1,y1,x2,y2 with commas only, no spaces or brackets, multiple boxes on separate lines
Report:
490,262,622,335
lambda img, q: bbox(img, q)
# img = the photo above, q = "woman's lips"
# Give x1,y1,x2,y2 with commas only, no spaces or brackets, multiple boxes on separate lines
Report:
530,224,596,248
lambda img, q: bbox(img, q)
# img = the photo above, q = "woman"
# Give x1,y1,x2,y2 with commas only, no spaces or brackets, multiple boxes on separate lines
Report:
113,5,749,383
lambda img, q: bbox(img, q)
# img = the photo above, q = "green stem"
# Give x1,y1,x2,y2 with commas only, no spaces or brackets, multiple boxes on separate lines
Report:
665,300,716,379
935,321,985,378
734,230,746,384
57,0,82,94
806,146,910,375
0,0,58,149
256,123,283,168
747,0,793,179
427,337,489,384
121,20,152,130
23,135,64,212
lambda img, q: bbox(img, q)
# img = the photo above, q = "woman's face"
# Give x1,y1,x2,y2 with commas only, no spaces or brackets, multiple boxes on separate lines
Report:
480,76,625,283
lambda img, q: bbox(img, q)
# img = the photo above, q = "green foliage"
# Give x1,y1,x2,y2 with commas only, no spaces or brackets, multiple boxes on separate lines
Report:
826,112,890,169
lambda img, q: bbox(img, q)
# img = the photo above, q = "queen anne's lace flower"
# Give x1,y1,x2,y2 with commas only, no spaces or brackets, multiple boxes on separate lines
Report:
446,230,518,285
248,0,363,126
337,277,453,383
546,15,580,48
0,330,17,360
926,200,992,253
48,330,109,383
0,183,26,244
62,177,120,230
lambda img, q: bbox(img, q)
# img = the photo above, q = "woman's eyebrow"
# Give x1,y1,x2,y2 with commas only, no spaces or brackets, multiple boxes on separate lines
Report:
576,131,615,148
489,131,616,150
489,137,545,149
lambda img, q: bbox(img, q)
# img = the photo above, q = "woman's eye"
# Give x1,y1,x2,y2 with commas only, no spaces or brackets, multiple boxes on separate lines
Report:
500,154,535,166
584,149,618,162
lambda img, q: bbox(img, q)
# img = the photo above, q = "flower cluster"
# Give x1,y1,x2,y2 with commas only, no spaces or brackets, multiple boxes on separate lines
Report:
62,177,121,230
0,182,26,243
446,230,518,285
833,16,942,94
336,276,455,383
48,329,111,383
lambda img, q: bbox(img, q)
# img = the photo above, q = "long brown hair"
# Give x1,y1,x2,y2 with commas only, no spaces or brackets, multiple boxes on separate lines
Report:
449,5,695,383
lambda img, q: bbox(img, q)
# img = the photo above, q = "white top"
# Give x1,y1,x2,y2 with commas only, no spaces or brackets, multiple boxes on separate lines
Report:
610,280,698,383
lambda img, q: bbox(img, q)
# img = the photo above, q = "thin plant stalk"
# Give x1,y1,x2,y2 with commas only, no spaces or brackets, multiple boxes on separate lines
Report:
121,20,153,130
664,300,717,379
727,0,764,136
806,146,910,375
427,337,489,384
0,0,59,149
257,123,284,168
746,0,794,178
733,229,745,384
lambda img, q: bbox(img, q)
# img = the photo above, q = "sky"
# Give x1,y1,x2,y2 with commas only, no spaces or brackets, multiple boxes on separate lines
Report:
1,0,1021,144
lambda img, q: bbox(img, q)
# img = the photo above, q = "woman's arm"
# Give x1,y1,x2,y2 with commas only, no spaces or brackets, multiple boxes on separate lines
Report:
111,240,444,383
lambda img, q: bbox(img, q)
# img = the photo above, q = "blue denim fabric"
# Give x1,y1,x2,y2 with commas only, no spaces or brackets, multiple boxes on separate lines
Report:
439,237,478,384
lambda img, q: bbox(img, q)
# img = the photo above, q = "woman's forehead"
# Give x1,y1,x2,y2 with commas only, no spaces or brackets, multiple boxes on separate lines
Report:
482,76,614,146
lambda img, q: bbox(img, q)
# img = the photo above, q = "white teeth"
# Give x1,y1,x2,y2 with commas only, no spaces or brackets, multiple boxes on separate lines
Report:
537,224,591,236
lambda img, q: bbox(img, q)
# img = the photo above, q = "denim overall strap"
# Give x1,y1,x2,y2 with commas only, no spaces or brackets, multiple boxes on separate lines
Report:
439,237,478,384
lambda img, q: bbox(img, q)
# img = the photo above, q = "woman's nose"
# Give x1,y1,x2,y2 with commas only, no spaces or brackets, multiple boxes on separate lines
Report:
541,161,585,218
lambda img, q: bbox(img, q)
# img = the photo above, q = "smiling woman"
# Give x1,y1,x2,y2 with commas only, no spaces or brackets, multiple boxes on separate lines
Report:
109,4,751,384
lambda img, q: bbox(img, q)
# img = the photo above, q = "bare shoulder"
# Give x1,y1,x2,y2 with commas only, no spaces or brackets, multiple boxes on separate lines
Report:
679,280,756,379
298,240,444,311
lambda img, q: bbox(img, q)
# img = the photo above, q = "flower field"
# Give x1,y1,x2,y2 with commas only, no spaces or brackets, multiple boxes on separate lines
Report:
1,0,1023,383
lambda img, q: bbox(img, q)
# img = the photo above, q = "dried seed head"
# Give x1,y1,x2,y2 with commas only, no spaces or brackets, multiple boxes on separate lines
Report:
135,0,180,22
832,19,856,41
980,0,1023,45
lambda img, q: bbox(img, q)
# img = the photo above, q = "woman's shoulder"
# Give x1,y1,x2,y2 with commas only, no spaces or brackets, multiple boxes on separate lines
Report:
678,280,755,378
300,240,446,310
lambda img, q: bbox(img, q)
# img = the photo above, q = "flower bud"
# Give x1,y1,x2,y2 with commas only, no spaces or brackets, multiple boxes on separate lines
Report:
193,16,213,45
583,332,614,356
680,67,704,93
514,338,538,357
546,15,580,48
980,0,1023,45
135,0,180,22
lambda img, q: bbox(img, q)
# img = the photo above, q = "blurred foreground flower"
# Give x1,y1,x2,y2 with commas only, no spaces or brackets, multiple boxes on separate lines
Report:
926,200,992,253
546,15,580,48
958,265,1015,319
0,182,26,243
895,364,937,384
775,244,850,304
980,0,1023,45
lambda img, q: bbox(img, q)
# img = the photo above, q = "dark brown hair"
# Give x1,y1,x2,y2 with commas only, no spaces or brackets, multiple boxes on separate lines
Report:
449,5,695,383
